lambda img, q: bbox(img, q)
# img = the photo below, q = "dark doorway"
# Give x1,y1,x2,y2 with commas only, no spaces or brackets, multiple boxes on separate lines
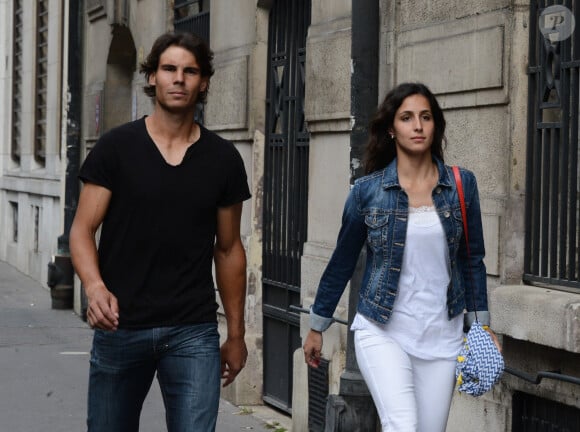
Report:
262,0,311,413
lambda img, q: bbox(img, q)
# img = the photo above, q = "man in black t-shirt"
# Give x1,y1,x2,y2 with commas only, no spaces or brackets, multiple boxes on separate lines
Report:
70,32,251,432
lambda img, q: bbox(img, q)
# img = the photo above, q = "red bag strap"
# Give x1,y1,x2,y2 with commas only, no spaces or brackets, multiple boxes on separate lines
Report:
453,165,469,253
452,165,478,322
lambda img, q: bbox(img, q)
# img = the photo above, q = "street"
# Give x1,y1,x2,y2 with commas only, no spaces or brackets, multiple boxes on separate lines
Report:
0,260,291,432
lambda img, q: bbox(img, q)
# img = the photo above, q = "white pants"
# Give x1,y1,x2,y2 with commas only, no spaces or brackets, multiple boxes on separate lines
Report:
354,328,456,432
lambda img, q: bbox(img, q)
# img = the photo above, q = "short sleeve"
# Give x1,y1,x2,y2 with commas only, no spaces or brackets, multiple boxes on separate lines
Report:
217,144,251,207
78,134,117,191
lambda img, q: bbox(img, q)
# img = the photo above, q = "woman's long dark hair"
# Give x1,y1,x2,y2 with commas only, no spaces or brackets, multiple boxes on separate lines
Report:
363,82,446,174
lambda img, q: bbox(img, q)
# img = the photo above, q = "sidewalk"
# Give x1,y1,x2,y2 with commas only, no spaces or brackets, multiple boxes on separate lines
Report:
0,260,292,432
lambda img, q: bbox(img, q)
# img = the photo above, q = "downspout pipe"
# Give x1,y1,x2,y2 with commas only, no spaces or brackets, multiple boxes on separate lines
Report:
324,1,380,430
47,0,83,309
350,1,379,184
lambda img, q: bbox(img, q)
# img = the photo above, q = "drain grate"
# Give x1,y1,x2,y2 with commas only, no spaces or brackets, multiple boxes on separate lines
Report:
512,391,580,431
308,358,329,432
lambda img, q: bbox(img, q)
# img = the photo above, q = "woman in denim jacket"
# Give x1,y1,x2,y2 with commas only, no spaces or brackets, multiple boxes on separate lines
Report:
303,83,498,432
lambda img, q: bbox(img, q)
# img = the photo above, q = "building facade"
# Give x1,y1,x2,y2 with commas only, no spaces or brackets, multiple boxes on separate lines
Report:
1,1,579,431
0,0,65,285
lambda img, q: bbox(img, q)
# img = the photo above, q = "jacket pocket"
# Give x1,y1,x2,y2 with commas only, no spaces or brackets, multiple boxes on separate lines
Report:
365,213,389,252
452,208,464,244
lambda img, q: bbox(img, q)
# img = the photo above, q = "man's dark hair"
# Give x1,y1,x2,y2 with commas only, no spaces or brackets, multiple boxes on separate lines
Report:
140,32,215,104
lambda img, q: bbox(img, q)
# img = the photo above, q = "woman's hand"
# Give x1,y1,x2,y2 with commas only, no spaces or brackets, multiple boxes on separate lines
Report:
303,329,323,368
485,327,502,353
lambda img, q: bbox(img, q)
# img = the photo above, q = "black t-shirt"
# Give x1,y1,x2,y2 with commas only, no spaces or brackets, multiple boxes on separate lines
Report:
79,117,251,328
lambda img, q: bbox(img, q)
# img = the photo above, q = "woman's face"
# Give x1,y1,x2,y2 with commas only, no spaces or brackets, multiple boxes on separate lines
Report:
390,94,435,157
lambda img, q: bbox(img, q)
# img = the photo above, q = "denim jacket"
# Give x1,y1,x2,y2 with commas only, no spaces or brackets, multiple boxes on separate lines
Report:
310,157,489,332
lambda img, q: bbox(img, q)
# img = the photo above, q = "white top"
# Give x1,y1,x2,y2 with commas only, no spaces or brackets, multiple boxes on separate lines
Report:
351,206,463,360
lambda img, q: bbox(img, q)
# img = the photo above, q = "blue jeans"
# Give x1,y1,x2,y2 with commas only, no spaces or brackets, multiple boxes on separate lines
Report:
87,323,220,432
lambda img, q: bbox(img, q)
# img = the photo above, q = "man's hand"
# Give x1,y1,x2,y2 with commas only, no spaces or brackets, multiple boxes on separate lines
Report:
85,282,119,331
70,182,116,331
220,336,248,387
303,330,323,368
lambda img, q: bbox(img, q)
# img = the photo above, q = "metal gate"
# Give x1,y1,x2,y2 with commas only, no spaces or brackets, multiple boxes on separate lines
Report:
524,1,580,292
262,0,311,413
512,391,580,431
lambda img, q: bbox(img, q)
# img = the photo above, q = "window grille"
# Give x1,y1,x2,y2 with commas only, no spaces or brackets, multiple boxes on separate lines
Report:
525,1,580,291
308,358,329,431
11,0,23,163
512,391,580,431
34,0,48,164
173,0,209,44
33,205,40,252
10,202,18,243
173,0,209,124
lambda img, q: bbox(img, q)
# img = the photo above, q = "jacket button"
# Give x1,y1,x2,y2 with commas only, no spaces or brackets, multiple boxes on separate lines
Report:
444,211,450,218
436,187,442,193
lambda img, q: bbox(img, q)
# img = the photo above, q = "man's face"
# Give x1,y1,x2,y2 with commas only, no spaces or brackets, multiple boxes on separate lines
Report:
148,45,208,113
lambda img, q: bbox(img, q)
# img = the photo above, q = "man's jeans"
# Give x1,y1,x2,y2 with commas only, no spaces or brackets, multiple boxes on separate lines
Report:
87,323,220,432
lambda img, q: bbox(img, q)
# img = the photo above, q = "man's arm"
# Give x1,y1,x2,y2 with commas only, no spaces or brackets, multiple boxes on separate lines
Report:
69,183,119,331
214,202,247,387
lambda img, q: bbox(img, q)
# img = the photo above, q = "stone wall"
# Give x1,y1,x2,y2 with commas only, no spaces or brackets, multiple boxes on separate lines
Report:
204,0,267,406
383,1,580,430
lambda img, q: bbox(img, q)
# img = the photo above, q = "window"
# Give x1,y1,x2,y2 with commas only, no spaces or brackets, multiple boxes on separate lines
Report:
11,0,23,163
10,202,18,243
173,0,210,124
173,0,209,44
513,391,580,430
525,2,580,292
33,205,40,252
175,0,202,18
34,0,49,164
